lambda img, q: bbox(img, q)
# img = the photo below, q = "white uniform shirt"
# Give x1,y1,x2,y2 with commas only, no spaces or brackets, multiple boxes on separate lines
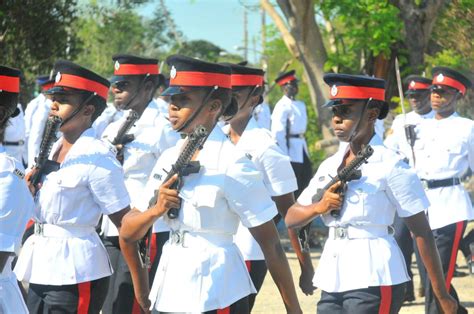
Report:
4,104,26,164
223,117,297,260
253,102,271,130
384,110,435,165
101,100,180,236
14,128,130,285
271,95,308,163
24,94,52,167
298,135,429,292
154,97,170,117
137,126,278,312
0,146,33,314
413,113,474,230
92,103,123,139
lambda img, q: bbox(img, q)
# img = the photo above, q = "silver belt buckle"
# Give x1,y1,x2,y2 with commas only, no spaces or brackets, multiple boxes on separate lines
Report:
170,230,188,247
334,226,347,240
34,223,44,236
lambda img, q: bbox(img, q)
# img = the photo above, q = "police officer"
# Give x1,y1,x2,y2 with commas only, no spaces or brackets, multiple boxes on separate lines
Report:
384,75,434,301
414,67,472,314
271,70,312,198
0,65,34,314
24,75,55,167
14,60,131,313
223,63,315,309
100,54,180,314
119,55,302,313
3,102,26,164
286,73,457,314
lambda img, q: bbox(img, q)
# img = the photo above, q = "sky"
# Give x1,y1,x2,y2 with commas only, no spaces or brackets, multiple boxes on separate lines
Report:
137,0,272,62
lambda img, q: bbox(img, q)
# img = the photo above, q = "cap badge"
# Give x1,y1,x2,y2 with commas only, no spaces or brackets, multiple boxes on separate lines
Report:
115,61,120,71
330,85,338,97
55,72,62,83
410,81,416,87
170,66,177,79
436,73,444,83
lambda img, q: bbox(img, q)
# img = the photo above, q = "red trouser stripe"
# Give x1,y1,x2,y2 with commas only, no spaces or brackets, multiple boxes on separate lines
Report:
25,219,34,230
245,260,252,272
132,233,159,314
217,307,231,314
77,281,91,314
445,221,465,292
378,285,392,314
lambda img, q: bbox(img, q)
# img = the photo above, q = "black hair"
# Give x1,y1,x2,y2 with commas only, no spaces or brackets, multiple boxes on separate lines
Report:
0,92,18,142
367,99,388,120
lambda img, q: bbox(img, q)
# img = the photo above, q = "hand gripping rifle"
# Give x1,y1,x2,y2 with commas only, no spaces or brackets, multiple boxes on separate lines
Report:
298,145,374,252
111,110,140,146
30,115,62,187
138,125,209,268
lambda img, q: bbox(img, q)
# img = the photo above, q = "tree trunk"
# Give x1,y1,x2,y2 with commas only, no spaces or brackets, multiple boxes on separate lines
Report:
389,0,448,72
261,0,332,139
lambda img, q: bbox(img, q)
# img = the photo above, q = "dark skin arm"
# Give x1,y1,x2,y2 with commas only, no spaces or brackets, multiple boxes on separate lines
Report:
249,221,302,314
403,212,458,314
285,181,342,229
272,193,315,295
119,175,179,313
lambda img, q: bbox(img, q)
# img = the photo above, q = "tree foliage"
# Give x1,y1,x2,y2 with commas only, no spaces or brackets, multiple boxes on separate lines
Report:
0,0,78,103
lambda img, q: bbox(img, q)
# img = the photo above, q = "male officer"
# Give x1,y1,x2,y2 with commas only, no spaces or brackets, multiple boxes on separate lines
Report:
414,67,472,314
271,70,312,197
24,75,54,167
100,54,180,314
384,75,434,301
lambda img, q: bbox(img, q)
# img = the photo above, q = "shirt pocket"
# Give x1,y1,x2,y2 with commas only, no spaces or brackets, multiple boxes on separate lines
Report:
345,179,386,220
57,175,84,218
438,140,463,167
181,185,219,229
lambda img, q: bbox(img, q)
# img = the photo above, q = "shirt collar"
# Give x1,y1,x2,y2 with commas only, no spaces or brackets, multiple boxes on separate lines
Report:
53,128,97,161
197,125,226,170
136,100,160,126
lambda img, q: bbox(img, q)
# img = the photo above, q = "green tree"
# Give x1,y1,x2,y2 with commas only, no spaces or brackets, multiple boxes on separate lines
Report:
174,40,223,63
0,0,78,103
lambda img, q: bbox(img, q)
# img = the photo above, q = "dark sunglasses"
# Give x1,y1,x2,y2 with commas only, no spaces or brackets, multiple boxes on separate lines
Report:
430,85,458,96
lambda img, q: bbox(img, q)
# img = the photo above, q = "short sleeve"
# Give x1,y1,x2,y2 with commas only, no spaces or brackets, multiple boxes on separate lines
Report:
259,144,297,196
224,156,277,228
89,155,131,215
0,172,34,253
386,160,429,217
468,123,474,172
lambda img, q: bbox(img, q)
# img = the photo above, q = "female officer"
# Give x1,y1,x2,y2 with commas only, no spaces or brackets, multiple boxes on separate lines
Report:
223,63,315,309
119,55,301,314
14,60,131,313
286,73,457,314
0,65,34,314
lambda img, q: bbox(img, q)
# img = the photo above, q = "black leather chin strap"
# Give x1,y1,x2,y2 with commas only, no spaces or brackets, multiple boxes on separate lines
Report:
176,86,218,133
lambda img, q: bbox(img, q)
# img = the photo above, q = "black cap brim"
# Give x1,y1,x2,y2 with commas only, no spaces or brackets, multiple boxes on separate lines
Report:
322,99,342,108
43,86,87,96
110,75,129,84
161,86,193,97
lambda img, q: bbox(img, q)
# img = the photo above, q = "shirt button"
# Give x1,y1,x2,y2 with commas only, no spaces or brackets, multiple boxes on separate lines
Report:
57,179,62,184
192,201,198,207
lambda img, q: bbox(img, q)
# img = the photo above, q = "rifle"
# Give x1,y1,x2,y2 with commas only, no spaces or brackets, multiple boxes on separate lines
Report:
111,110,140,146
395,57,417,165
138,125,209,268
298,145,374,251
30,115,62,187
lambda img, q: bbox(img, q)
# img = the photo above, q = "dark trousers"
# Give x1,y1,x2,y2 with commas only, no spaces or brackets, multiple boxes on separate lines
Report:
459,228,474,260
425,221,468,314
291,150,313,199
101,232,169,314
317,283,406,314
393,214,414,298
245,260,268,311
204,296,250,314
27,277,109,314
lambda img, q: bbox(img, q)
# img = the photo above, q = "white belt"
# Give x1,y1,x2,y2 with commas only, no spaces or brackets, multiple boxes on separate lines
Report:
34,223,95,238
329,225,393,240
169,230,233,247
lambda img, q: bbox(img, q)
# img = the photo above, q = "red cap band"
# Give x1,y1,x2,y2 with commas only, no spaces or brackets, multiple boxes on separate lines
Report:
170,71,231,89
432,75,466,95
41,82,55,92
276,75,297,86
329,85,385,102
114,64,159,76
231,74,264,87
55,73,109,100
408,81,431,90
0,75,20,93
